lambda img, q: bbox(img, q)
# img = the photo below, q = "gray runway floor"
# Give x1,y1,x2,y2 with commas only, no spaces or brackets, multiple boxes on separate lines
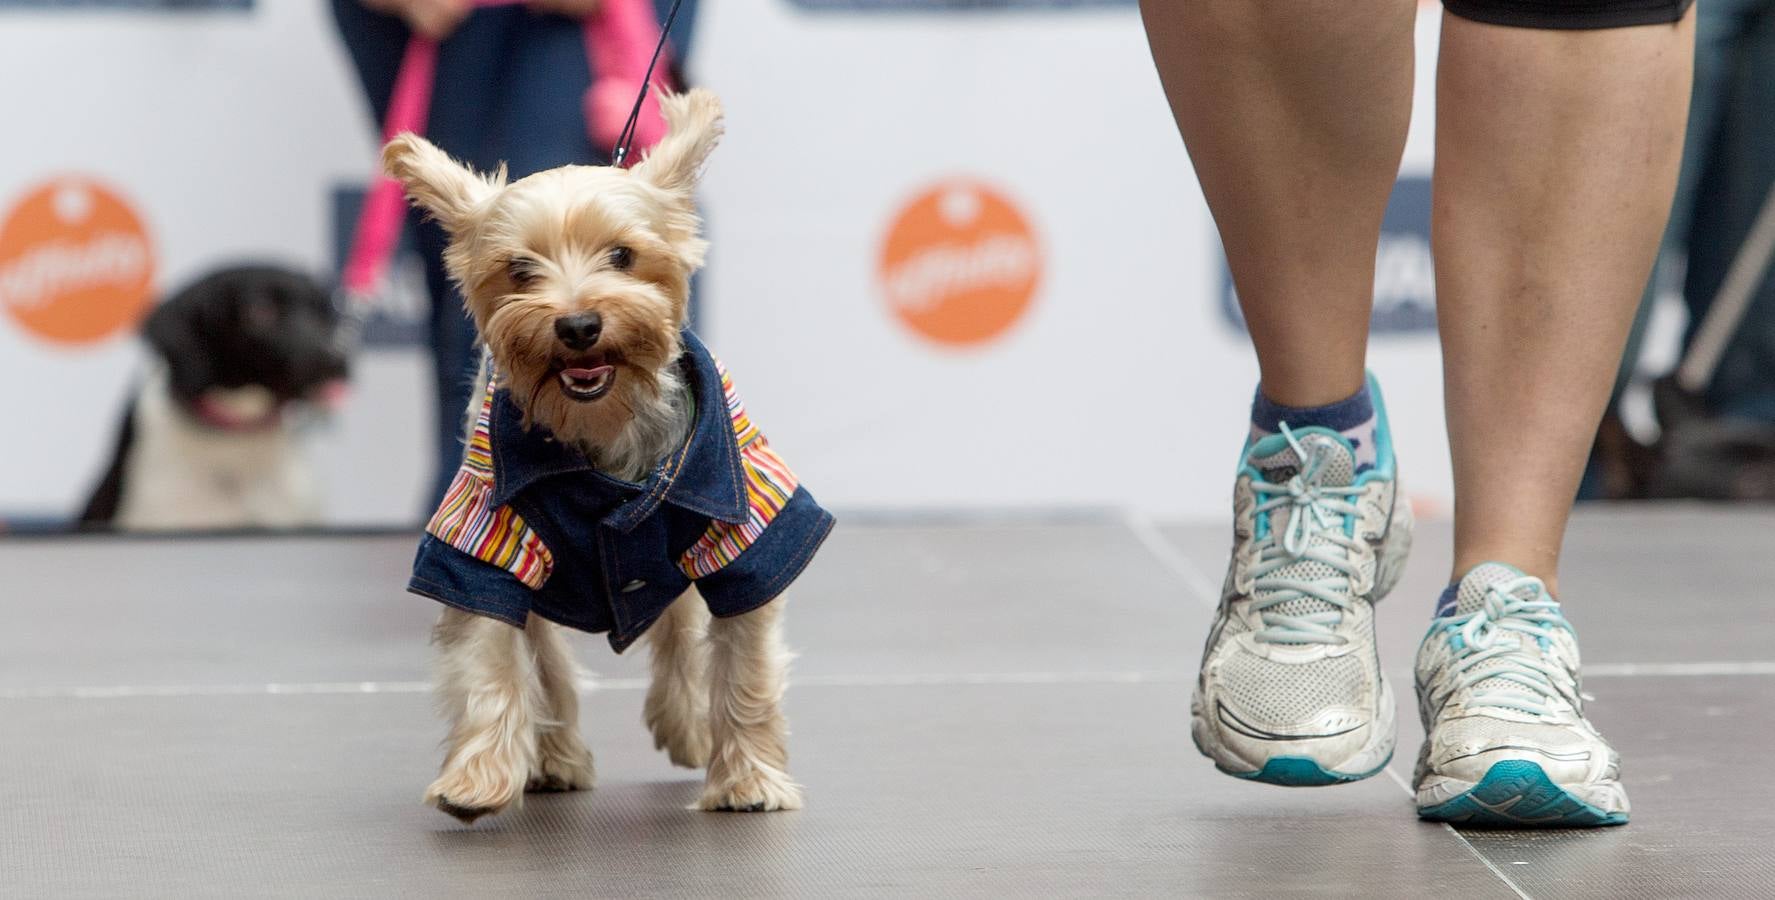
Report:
2,507,1769,898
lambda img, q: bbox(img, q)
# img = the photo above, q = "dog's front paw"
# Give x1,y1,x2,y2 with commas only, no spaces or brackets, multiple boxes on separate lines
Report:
697,765,803,812
424,761,523,823
528,730,596,793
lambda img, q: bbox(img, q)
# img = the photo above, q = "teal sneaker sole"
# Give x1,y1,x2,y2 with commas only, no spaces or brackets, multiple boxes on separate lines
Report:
1219,754,1393,787
1417,760,1628,827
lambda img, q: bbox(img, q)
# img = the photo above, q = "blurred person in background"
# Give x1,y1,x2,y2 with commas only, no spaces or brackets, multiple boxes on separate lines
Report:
1593,0,1775,500
1143,2,1691,826
655,0,697,70
333,0,612,508
1674,2,1775,424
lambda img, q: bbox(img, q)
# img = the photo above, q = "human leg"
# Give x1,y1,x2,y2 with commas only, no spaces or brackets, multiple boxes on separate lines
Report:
1418,3,1694,826
1434,8,1694,585
1140,0,1415,406
1139,0,1418,785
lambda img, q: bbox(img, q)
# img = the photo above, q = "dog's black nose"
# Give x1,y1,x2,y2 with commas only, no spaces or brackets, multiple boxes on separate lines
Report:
554,313,603,351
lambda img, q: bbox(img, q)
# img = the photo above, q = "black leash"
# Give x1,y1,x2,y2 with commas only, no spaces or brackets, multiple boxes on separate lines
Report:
610,0,685,167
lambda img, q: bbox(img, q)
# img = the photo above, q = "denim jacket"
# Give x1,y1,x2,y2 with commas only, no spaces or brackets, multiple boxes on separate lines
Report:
408,331,834,652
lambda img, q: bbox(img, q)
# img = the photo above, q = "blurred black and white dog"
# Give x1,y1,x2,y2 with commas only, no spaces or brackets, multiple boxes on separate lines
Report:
81,265,349,530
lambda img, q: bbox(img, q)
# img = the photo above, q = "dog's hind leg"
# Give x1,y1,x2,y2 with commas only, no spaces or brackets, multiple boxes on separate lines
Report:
525,614,597,793
643,590,713,769
424,608,542,823
698,599,802,812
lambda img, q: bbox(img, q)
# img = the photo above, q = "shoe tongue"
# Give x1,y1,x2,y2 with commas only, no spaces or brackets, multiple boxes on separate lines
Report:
1245,429,1360,637
1247,428,1357,488
1454,562,1539,615
1453,562,1561,710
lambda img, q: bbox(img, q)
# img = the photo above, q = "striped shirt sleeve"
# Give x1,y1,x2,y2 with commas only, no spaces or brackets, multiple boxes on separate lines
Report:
425,380,554,589
678,360,801,580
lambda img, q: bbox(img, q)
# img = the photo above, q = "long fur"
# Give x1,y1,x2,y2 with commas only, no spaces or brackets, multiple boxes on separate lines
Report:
525,615,598,793
424,608,545,821
701,600,802,811
396,89,804,819
581,364,690,482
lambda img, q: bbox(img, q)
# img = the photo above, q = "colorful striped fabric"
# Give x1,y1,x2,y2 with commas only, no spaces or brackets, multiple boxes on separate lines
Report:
678,361,801,579
426,380,556,589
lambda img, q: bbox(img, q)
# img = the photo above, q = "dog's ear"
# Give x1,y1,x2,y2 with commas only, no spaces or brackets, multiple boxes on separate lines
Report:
142,284,212,400
382,133,504,233
631,88,724,196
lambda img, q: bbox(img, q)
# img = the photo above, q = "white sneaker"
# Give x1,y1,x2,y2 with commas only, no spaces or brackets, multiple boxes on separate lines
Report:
1414,563,1629,826
1190,379,1413,786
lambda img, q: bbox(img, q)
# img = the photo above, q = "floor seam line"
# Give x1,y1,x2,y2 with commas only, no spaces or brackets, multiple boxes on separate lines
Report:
6,659,1771,701
1382,758,1533,900
1448,827,1535,900
1123,511,1220,607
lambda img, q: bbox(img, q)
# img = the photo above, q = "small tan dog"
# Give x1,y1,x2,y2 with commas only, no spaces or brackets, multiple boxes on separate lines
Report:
385,89,833,822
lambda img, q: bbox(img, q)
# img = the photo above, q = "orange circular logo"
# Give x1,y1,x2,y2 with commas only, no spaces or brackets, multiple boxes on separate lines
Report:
0,177,155,345
878,180,1041,347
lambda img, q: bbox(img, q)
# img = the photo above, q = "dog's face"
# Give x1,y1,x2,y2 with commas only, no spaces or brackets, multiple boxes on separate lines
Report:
383,89,724,448
144,265,348,420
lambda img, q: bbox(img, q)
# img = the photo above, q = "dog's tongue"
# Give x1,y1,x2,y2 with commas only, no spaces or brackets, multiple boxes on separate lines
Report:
312,379,351,411
562,366,613,380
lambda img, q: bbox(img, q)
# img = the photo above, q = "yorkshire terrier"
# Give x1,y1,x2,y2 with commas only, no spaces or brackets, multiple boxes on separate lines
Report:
384,89,834,822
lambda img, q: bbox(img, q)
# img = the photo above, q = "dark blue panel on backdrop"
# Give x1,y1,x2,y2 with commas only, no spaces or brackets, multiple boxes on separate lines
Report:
1218,176,1437,335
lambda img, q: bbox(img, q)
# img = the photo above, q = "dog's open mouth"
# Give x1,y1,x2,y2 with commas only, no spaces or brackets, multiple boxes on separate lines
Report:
556,359,617,402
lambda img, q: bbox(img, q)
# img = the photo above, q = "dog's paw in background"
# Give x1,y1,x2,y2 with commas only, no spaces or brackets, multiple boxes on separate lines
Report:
644,591,713,769
523,616,598,793
697,763,803,813
527,730,596,793
645,688,712,769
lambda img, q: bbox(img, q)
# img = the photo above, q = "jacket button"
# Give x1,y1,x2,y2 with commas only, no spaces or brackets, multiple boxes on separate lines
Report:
621,579,647,593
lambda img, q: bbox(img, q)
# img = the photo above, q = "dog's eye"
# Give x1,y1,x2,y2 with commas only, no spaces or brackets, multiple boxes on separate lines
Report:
608,246,634,272
507,258,540,289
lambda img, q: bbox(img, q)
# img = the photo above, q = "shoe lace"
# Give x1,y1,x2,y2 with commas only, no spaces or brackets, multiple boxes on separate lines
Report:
1442,575,1577,717
1247,424,1365,645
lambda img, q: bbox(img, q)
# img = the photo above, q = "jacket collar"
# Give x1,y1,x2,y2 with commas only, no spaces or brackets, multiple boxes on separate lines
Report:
486,330,750,531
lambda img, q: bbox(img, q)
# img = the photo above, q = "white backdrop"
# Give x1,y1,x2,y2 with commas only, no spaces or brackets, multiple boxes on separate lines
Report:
0,1,1452,526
